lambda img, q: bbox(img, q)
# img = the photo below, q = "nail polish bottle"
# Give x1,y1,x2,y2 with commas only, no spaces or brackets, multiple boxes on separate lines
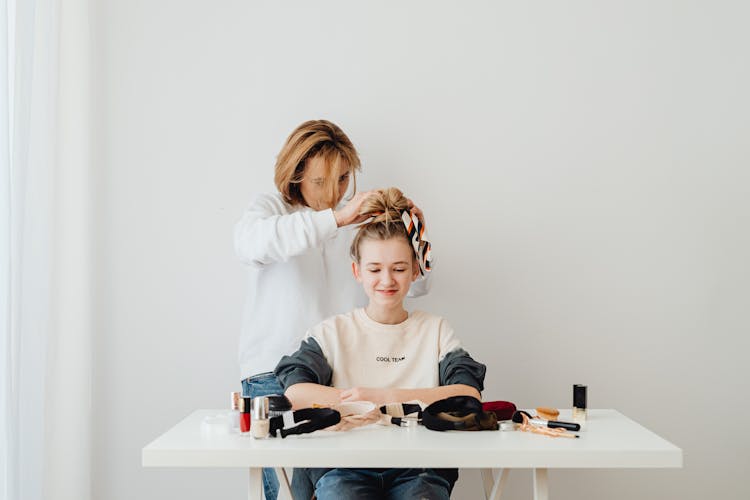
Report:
251,396,270,439
240,397,252,433
573,384,587,425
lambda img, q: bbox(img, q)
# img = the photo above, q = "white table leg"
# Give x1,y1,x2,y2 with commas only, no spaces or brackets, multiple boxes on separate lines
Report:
275,467,293,500
481,468,494,498
481,468,509,500
532,468,549,500
248,468,262,500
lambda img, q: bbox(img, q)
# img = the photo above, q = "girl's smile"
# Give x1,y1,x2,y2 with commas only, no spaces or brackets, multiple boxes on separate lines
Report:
352,237,419,324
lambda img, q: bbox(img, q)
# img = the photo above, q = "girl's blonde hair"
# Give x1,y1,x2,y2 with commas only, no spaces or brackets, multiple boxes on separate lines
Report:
350,187,413,263
274,120,361,206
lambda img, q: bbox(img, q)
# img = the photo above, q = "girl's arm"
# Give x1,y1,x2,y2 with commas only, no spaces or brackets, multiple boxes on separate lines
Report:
339,345,487,406
275,337,339,410
340,384,480,406
284,383,342,410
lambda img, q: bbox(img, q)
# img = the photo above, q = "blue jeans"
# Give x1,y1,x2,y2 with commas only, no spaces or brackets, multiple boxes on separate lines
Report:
242,372,284,500
313,468,455,500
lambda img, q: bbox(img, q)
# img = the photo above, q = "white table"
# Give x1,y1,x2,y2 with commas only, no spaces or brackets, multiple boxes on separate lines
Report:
142,409,682,500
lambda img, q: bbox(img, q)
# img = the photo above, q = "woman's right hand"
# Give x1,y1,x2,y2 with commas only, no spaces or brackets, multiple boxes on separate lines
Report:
333,190,378,227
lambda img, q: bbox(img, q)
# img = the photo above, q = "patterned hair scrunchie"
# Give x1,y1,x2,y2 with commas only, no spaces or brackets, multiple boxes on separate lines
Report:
400,209,432,276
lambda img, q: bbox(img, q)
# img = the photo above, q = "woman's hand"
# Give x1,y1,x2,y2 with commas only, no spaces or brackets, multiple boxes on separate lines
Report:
333,190,378,227
406,198,425,226
339,387,395,405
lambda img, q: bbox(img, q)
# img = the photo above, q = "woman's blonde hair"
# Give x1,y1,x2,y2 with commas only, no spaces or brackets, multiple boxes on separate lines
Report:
350,187,413,263
274,120,361,206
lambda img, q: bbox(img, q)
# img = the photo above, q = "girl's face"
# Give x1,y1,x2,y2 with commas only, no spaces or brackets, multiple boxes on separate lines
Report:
299,155,351,210
352,237,419,309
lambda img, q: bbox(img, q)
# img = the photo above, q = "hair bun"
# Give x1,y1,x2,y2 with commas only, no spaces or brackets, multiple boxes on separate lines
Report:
360,187,409,224
349,187,414,263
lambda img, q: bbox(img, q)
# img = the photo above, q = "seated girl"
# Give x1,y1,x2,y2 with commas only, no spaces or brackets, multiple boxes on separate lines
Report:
274,188,486,500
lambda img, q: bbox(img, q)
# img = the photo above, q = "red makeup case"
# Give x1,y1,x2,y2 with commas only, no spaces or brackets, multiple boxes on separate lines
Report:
482,401,517,421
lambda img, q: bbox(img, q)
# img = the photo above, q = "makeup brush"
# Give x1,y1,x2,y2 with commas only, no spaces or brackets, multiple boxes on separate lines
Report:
512,410,581,432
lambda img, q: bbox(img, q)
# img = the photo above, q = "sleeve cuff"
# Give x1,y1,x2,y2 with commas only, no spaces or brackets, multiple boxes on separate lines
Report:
278,369,318,389
312,208,338,239
439,348,487,392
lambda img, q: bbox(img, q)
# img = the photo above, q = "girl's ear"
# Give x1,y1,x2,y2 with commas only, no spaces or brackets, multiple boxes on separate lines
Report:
352,261,362,282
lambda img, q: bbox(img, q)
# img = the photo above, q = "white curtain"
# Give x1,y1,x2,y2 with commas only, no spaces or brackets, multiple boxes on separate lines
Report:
1,0,92,499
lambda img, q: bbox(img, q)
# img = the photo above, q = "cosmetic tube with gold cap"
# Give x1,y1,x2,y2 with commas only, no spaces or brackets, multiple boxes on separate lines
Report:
573,384,587,425
229,391,241,430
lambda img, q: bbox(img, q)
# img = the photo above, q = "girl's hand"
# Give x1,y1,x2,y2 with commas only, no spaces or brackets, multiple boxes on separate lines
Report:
339,387,395,405
334,190,378,227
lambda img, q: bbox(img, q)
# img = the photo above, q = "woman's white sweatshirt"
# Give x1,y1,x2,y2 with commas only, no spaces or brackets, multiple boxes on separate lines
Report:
234,192,429,379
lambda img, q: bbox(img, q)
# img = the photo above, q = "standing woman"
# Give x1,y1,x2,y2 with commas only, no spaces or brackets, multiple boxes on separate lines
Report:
234,120,428,499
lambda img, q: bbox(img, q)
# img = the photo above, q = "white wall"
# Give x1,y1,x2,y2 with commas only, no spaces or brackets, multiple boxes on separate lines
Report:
93,1,750,499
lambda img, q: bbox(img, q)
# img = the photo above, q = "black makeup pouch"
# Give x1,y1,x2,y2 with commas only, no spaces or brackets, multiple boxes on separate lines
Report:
422,396,499,431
